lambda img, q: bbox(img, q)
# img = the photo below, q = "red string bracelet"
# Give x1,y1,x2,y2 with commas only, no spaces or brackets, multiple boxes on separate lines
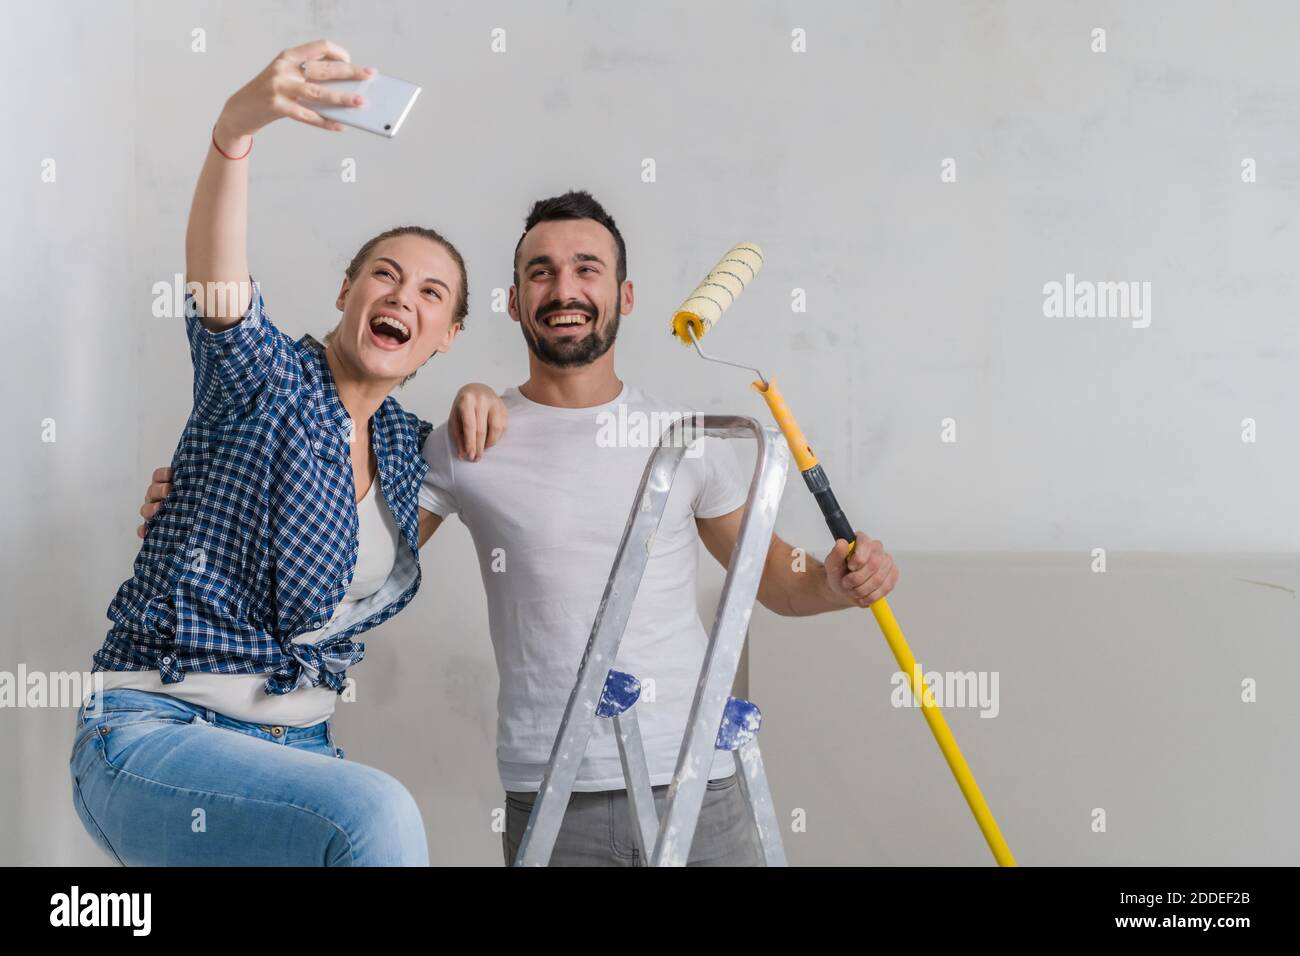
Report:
211,125,253,160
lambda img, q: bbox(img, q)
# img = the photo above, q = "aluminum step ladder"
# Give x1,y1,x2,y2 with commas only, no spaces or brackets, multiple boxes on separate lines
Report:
515,415,791,866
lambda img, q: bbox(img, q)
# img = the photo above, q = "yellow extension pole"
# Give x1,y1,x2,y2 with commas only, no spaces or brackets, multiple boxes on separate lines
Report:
755,377,1017,867
869,597,1017,866
670,242,1014,864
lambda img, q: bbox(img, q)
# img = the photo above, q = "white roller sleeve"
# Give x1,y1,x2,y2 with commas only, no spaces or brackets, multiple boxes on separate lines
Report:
671,242,764,343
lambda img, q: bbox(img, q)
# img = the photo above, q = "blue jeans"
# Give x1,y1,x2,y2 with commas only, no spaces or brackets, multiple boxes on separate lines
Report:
69,688,428,866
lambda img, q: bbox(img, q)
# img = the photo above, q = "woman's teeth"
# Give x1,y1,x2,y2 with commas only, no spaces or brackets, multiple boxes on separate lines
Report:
370,314,411,342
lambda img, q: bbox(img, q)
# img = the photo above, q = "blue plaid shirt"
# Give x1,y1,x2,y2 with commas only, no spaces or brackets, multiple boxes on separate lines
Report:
92,279,432,695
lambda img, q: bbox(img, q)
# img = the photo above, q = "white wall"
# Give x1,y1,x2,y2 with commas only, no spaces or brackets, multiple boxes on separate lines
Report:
2,0,1296,865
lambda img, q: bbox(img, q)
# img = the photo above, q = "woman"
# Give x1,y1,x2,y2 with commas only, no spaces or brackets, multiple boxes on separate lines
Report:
69,39,503,866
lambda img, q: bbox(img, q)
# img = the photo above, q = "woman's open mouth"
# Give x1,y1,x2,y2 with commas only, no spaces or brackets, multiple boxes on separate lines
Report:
368,313,411,350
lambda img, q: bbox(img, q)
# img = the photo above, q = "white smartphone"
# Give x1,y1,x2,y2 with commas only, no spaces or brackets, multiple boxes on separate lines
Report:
310,71,422,138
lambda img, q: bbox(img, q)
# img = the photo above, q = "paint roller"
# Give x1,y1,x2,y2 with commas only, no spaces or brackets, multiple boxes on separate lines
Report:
672,243,1017,867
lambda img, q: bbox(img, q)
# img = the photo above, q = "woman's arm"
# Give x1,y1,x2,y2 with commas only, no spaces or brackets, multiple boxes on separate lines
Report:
140,468,450,549
186,38,370,330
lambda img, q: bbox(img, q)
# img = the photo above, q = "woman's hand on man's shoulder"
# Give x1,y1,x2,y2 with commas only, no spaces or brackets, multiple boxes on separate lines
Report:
449,384,507,462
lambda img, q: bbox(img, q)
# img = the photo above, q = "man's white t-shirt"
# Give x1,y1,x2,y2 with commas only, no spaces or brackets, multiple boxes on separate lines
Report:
419,382,750,792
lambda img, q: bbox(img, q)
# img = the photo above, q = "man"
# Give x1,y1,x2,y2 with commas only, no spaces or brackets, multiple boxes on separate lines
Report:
142,190,899,865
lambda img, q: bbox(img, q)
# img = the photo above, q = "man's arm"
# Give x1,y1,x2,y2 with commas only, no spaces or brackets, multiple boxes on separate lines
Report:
696,507,898,616
137,467,175,539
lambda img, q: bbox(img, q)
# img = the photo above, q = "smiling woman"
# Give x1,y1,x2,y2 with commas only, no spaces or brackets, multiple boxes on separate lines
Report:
68,38,503,868
323,225,470,387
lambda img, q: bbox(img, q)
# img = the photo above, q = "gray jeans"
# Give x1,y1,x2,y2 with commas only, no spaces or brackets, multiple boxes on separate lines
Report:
503,773,763,866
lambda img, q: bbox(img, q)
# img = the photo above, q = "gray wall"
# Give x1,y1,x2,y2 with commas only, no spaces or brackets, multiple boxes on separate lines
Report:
2,0,1296,865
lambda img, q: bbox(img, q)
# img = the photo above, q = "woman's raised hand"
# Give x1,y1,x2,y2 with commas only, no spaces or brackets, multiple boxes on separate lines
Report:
213,39,373,149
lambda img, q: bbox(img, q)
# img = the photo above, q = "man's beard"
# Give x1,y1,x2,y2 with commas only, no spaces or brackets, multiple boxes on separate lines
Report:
520,302,620,368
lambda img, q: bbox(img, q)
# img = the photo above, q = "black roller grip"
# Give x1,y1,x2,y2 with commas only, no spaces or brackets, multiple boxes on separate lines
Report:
800,464,856,545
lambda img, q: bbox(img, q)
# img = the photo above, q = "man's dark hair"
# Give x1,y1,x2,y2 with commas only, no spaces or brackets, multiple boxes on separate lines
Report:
512,190,627,287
